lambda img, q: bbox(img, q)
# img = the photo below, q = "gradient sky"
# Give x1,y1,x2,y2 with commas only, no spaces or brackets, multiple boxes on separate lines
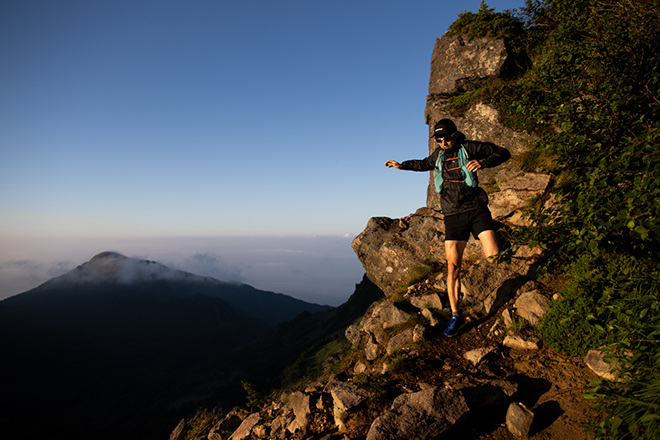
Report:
0,0,524,304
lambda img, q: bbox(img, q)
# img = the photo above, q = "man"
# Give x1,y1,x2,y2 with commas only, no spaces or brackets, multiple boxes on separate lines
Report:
385,118,510,337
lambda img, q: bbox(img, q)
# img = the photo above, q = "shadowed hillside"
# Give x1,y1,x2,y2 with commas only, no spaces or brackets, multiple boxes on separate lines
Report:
0,252,345,440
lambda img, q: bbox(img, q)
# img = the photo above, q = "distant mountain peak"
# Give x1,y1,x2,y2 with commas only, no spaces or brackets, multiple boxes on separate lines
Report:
9,251,332,327
91,251,127,261
49,251,201,286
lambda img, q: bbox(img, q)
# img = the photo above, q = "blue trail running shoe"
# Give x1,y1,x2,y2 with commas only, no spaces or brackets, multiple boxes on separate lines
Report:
443,315,462,337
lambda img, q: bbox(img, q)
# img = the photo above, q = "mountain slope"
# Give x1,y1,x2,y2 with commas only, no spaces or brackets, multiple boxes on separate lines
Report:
5,251,331,327
0,251,334,440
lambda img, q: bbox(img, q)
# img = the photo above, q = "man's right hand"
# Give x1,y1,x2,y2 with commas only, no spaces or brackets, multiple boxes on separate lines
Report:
385,160,401,169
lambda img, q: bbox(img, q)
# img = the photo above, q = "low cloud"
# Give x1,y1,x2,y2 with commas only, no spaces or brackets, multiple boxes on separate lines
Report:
0,236,366,306
173,252,247,283
0,258,74,299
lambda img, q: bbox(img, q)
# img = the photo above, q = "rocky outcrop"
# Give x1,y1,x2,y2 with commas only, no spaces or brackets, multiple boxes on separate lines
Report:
429,34,525,98
366,387,469,440
351,209,448,298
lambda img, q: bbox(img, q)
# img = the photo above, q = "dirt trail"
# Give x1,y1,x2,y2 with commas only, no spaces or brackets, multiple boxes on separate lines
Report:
400,311,600,440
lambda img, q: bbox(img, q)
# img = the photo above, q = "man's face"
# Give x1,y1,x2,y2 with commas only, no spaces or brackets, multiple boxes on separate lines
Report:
436,134,455,150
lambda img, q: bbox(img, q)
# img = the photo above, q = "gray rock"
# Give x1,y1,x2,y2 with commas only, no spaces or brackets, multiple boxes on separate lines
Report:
330,381,369,431
351,210,446,297
208,414,242,440
354,360,368,375
252,424,267,438
269,413,292,438
421,308,440,326
387,327,414,354
464,346,497,366
413,324,426,342
495,169,551,193
429,35,510,97
514,290,549,327
365,334,384,361
503,334,541,351
489,189,545,221
501,309,513,329
461,261,530,315
409,293,444,311
168,419,186,440
366,387,469,440
344,322,362,346
377,302,412,330
584,349,618,381
284,391,311,434
355,301,412,348
506,402,534,437
228,413,260,440
348,301,415,361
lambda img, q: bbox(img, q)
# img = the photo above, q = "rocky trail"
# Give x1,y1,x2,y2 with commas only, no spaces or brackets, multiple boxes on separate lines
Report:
404,306,599,440
169,269,602,440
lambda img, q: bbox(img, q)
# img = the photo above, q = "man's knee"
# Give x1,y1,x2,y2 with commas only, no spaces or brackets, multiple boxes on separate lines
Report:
478,230,500,258
447,261,461,277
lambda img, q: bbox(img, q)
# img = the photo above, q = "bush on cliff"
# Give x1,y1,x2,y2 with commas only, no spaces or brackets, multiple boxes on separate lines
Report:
462,1,660,439
451,1,660,438
448,1,525,48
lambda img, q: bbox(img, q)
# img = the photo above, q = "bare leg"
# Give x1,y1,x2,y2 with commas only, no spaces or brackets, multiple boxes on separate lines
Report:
477,229,500,260
445,240,467,314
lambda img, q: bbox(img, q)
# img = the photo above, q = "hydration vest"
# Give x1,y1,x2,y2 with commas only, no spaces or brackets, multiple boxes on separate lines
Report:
434,142,478,193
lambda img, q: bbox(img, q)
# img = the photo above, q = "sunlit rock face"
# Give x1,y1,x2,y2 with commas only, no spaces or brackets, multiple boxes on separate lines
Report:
428,34,510,97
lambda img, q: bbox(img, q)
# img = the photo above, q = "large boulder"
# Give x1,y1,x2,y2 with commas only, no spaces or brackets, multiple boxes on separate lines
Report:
331,381,369,432
506,402,535,437
347,300,412,345
351,208,481,298
366,387,469,440
284,391,311,434
429,34,512,97
227,413,260,440
514,290,550,327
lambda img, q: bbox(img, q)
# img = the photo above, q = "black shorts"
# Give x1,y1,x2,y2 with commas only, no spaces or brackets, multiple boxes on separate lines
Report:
444,205,495,241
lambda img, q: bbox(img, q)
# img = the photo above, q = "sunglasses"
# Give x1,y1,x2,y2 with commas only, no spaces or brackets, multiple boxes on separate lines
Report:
435,134,454,142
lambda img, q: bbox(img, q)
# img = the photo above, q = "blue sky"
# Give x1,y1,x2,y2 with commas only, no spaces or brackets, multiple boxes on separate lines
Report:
0,0,524,303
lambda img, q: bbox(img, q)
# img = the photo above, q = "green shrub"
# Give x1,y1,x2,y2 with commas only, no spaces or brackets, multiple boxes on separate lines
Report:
484,1,660,437
241,381,263,408
537,251,660,438
447,1,526,51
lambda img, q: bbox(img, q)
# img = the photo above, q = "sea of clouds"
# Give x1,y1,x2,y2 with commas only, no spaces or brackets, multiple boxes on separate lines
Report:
0,235,365,306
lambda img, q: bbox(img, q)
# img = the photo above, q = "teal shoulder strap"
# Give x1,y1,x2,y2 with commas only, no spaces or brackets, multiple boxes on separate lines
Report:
434,149,444,193
458,143,478,187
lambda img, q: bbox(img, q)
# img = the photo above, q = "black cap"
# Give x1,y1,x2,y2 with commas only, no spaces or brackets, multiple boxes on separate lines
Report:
433,119,457,138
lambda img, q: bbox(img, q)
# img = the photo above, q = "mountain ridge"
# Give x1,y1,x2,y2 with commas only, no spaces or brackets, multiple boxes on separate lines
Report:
4,251,331,328
0,251,348,440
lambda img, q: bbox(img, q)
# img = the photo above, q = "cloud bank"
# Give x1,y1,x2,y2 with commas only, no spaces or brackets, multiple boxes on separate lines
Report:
0,235,365,306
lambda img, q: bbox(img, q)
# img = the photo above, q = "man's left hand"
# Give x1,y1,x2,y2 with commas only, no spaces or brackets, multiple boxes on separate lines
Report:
466,160,482,172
